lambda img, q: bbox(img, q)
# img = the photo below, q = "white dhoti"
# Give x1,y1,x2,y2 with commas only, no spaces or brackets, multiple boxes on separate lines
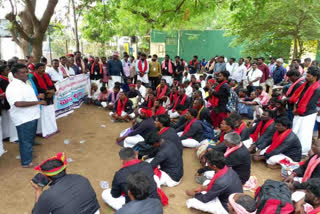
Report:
243,138,254,149
260,146,293,165
266,154,294,165
38,105,58,138
162,76,173,86
123,134,144,148
109,111,135,119
0,116,6,157
186,196,228,214
108,76,122,89
292,113,317,155
101,188,125,210
137,74,149,84
1,110,18,142
178,131,203,148
154,170,181,188
168,109,180,119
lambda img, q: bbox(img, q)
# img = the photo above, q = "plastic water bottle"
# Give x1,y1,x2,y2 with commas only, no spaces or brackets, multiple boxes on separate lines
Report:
67,158,73,163
100,181,109,189
64,139,70,145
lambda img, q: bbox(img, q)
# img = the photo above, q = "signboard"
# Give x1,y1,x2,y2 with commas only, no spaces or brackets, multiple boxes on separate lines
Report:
54,74,90,119
150,42,165,58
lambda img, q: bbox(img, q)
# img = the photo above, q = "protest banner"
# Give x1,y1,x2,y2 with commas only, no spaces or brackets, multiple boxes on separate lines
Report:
54,74,90,118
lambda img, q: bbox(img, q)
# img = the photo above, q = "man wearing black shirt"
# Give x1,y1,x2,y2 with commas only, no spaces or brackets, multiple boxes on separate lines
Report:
289,66,320,155
155,114,183,155
102,148,159,210
173,56,184,83
186,150,243,213
32,152,100,214
150,137,183,187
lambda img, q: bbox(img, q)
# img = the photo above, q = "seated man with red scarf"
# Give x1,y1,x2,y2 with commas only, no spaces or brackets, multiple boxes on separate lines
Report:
284,139,320,191
117,108,157,148
229,113,250,141
109,92,135,122
156,79,170,100
252,117,302,168
196,132,251,186
176,108,205,148
102,148,160,210
31,63,58,138
168,85,178,107
149,136,183,187
186,150,243,214
207,71,230,128
152,99,166,117
243,109,276,152
168,88,191,119
170,104,188,129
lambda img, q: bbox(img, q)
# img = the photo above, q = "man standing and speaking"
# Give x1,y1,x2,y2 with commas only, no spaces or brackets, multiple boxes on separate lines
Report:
6,63,46,168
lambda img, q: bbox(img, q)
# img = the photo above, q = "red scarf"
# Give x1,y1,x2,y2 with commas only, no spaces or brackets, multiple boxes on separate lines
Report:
189,60,198,67
234,122,246,135
266,129,292,154
209,80,228,107
117,98,127,116
159,127,169,135
60,66,67,75
302,155,320,182
289,81,320,115
169,92,178,105
155,106,166,116
286,77,304,97
33,72,53,90
172,94,187,111
308,206,320,214
121,159,141,168
207,166,228,191
224,143,243,157
138,60,148,74
250,119,274,142
161,60,173,74
90,62,102,74
156,85,167,99
147,98,154,108
0,75,8,82
181,108,188,116
182,118,197,136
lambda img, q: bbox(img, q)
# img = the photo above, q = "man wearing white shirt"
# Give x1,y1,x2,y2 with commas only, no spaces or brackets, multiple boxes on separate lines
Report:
6,64,46,168
247,63,263,95
59,56,72,78
226,58,238,76
46,59,64,83
231,58,247,86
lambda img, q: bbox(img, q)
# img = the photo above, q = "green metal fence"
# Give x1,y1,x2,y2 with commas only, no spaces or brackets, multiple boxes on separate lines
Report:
151,30,242,61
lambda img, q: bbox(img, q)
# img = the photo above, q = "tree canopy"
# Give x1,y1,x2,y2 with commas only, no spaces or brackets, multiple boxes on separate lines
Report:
227,0,320,59
81,0,218,43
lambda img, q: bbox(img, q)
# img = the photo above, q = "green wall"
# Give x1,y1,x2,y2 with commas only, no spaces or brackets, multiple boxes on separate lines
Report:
151,30,242,61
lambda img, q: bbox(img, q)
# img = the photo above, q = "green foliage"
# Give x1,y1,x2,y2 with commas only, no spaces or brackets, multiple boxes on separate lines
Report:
227,0,320,59
81,0,218,43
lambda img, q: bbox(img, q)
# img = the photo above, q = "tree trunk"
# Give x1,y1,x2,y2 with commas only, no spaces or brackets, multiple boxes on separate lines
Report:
31,38,44,62
293,37,298,59
71,0,80,52
5,0,58,62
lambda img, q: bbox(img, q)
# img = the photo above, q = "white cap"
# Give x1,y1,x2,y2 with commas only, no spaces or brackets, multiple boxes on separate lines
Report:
276,58,284,63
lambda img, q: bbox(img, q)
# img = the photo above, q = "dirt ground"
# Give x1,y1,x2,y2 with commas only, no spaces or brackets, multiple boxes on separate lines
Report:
0,105,282,214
